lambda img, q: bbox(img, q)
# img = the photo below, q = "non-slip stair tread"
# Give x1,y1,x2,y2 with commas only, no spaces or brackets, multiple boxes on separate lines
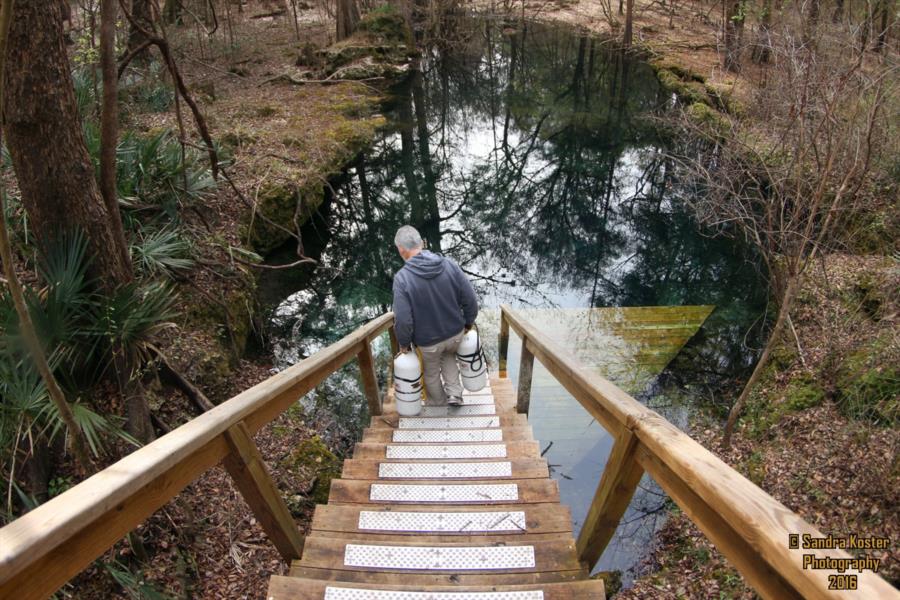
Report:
295,536,583,574
361,427,535,443
352,441,541,460
339,458,549,480
370,414,527,430
328,478,561,505
310,503,572,536
267,577,605,600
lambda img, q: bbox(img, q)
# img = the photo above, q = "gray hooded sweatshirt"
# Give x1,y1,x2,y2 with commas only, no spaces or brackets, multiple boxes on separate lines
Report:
392,250,478,348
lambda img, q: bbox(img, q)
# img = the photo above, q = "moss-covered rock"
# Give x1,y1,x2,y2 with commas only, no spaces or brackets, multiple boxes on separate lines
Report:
282,435,342,505
651,58,706,83
319,4,415,81
247,180,324,255
686,102,731,137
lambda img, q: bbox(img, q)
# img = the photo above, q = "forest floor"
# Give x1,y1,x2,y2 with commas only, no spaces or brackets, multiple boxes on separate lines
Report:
617,254,900,597
61,7,393,599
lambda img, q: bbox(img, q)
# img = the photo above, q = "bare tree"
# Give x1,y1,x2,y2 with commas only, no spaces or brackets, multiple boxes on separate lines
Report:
674,28,893,446
336,0,360,40
723,0,745,71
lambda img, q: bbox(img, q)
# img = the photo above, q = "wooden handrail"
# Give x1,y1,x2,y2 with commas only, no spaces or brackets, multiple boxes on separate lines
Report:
499,305,898,600
0,312,394,600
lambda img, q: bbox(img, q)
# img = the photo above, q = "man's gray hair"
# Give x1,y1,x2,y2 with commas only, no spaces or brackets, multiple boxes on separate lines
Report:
394,225,423,250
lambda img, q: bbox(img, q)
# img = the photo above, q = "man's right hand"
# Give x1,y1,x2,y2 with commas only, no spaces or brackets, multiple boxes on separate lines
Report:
399,345,411,353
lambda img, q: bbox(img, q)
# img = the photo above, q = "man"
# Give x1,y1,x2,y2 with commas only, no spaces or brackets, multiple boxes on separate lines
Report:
392,225,478,406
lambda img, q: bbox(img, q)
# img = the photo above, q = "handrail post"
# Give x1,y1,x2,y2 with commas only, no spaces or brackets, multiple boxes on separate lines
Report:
499,310,509,378
388,325,399,355
357,340,382,416
516,338,534,414
576,428,644,569
222,422,305,562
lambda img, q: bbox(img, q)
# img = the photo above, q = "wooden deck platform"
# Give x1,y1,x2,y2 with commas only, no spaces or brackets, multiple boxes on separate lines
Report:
267,376,606,599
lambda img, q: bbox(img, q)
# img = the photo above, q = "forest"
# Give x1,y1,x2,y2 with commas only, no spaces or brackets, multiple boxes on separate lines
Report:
0,0,896,597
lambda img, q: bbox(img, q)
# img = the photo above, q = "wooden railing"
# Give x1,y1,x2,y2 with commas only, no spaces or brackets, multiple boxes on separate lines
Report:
0,312,395,600
500,305,898,600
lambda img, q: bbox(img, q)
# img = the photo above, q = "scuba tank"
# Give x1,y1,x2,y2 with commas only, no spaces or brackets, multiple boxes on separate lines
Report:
456,327,487,391
393,349,423,416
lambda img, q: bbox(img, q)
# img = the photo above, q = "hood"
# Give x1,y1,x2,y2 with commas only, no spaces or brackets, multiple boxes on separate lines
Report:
403,250,446,279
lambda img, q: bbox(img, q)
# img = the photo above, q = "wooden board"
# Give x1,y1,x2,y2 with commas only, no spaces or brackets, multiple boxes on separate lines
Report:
352,441,542,460
339,458,549,481
267,576,606,599
327,479,561,505
361,426,536,443
310,503,572,537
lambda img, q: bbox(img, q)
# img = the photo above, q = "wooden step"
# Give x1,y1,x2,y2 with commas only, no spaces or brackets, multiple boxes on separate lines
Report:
268,576,605,599
352,441,541,460
361,426,536,443
369,414,527,430
291,536,586,585
287,565,588,586
310,503,572,538
339,458,549,480
328,479,561,505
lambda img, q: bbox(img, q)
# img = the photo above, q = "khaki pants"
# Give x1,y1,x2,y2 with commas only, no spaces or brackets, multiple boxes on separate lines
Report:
419,329,465,406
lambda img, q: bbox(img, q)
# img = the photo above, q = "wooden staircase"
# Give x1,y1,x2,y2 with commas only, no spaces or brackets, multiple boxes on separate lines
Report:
267,375,606,599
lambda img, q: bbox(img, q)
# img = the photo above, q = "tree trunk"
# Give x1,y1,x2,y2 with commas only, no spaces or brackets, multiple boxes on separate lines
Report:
623,0,635,47
875,0,893,50
751,0,772,63
804,0,820,47
3,0,133,289
3,0,156,447
164,0,182,24
100,0,132,274
336,0,360,40
127,0,154,62
0,0,94,474
722,275,798,447
723,0,745,71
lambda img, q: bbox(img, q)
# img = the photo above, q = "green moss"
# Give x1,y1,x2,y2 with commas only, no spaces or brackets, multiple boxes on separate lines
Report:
590,570,622,596
652,58,706,83
656,68,711,106
743,450,767,486
685,102,730,136
783,374,825,411
704,82,744,116
835,332,900,426
282,436,342,505
248,180,324,255
357,4,413,45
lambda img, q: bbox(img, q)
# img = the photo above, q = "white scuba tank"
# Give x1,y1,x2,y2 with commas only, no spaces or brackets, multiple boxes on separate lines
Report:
393,350,423,416
456,328,487,391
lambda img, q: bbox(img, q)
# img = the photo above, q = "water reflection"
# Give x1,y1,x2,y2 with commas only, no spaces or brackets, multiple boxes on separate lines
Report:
260,17,767,586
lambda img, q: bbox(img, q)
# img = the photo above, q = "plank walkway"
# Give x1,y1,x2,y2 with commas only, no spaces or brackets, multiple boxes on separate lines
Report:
267,375,606,599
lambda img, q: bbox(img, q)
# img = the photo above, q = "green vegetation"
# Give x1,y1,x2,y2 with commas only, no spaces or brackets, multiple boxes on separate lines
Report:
835,332,899,426
281,435,342,505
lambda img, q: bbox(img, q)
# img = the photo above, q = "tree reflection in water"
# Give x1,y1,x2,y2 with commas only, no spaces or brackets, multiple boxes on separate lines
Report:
258,17,767,586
